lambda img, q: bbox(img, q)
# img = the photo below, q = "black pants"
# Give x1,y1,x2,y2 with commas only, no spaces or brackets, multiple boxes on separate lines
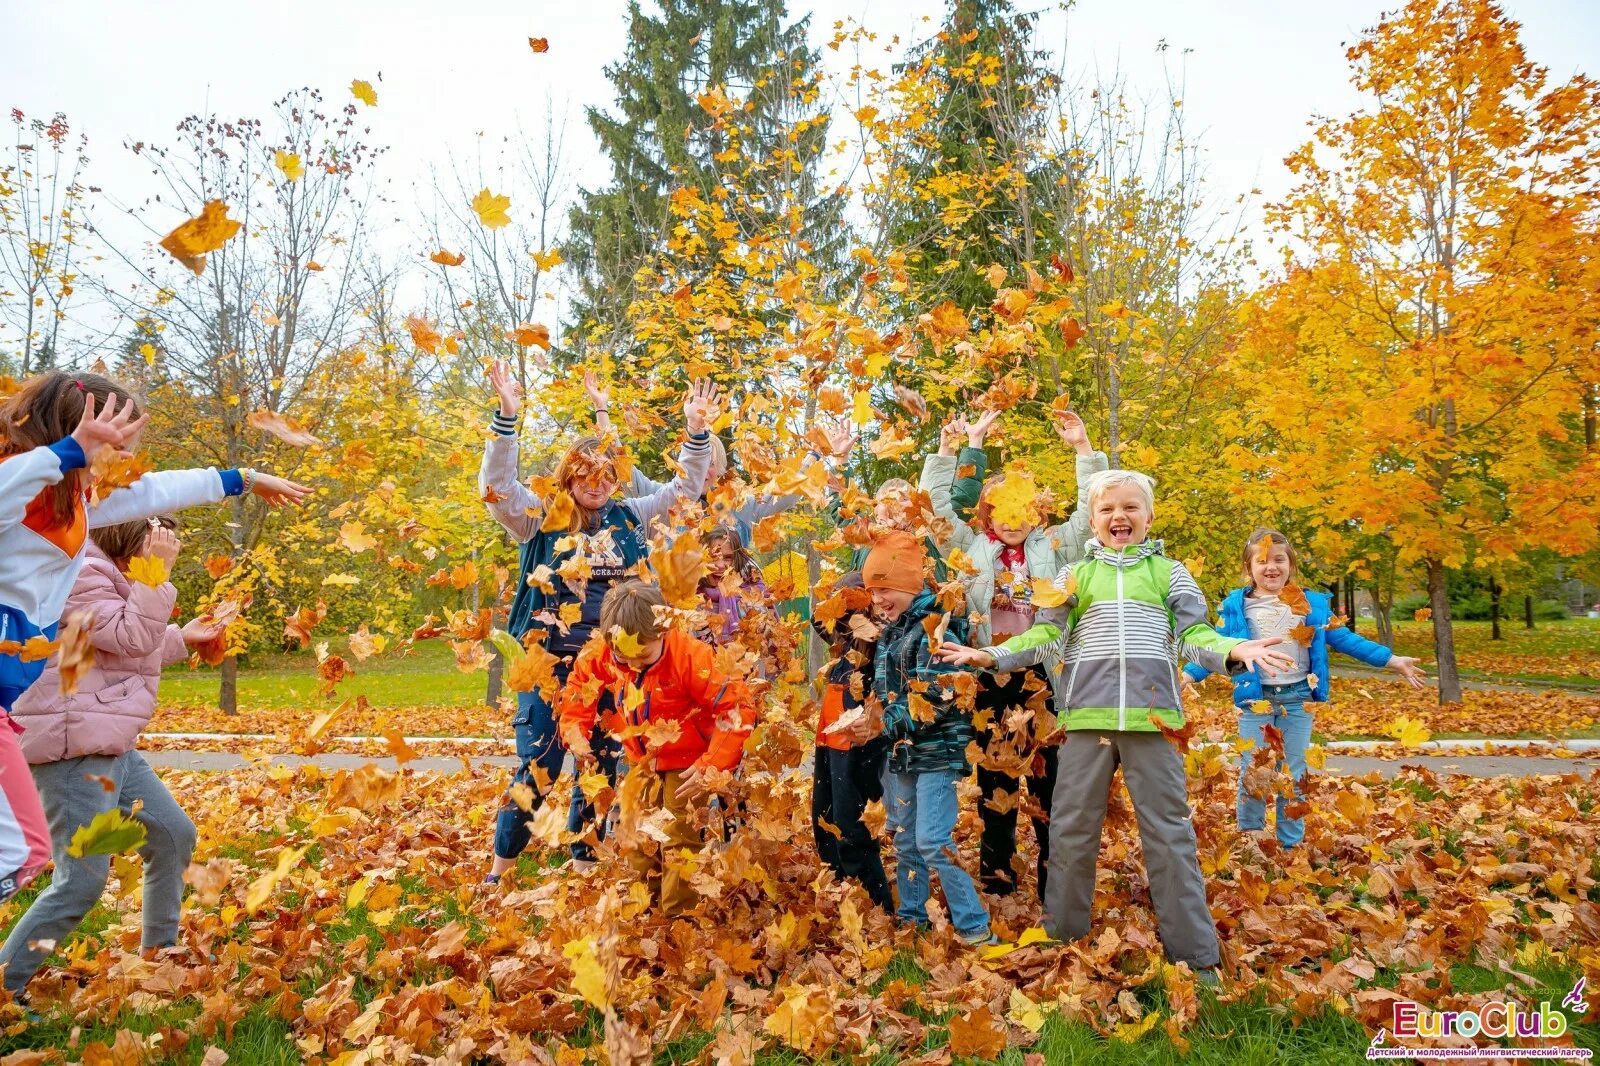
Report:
812,739,893,911
975,666,1060,898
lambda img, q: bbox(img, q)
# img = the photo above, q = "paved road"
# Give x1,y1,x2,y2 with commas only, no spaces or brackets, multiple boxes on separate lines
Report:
143,750,1597,780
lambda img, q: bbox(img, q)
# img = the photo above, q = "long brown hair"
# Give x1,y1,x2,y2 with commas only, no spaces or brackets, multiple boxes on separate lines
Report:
0,371,142,526
91,514,178,570
702,525,758,586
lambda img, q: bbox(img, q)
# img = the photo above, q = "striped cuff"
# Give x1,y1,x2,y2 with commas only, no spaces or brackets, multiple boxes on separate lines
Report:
490,412,519,437
685,430,710,445
219,469,245,496
48,436,87,472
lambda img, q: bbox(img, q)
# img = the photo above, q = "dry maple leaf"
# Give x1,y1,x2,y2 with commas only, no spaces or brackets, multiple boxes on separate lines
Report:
1059,316,1087,348
246,408,320,447
948,1006,1007,1060
350,79,378,107
203,554,233,579
283,601,326,650
1278,583,1312,616
430,248,465,266
56,611,93,695
892,384,929,421
529,36,550,53
508,322,551,349
652,532,707,610
159,200,242,275
87,448,151,506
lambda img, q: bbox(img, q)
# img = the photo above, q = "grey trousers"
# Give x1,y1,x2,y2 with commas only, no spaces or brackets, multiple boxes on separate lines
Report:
1046,730,1220,969
0,751,196,993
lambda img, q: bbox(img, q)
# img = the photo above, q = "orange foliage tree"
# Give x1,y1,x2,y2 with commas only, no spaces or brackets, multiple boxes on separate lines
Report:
1234,0,1600,703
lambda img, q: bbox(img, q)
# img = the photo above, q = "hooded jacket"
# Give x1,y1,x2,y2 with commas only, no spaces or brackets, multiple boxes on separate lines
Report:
990,539,1240,732
556,629,754,773
1184,587,1392,705
11,543,189,763
478,415,712,656
873,589,975,774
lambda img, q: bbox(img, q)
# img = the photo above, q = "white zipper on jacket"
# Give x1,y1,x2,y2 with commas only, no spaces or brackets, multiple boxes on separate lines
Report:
1116,561,1127,730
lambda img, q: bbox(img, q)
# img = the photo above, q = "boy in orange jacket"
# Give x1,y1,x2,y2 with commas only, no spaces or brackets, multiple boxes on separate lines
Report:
557,580,754,913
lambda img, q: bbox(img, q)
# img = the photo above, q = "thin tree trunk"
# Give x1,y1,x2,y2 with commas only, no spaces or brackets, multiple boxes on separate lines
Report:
1344,574,1358,631
1427,558,1461,705
1524,594,1535,630
1489,576,1502,641
219,495,244,714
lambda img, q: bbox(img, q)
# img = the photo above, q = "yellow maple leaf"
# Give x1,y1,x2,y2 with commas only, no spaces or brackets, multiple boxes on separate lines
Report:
246,845,310,914
350,79,378,107
987,469,1044,529
1385,715,1432,748
562,937,610,1007
471,188,512,229
851,389,874,427
338,521,378,554
531,248,563,270
159,200,242,275
274,150,304,182
139,342,156,366
126,554,170,589
66,808,147,858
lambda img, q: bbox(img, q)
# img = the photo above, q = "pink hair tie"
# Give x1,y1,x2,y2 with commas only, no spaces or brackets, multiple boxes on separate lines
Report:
70,380,85,392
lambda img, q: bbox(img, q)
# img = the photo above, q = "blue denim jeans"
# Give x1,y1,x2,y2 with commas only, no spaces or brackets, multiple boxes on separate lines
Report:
567,730,621,863
1236,679,1314,848
493,666,571,861
883,768,990,940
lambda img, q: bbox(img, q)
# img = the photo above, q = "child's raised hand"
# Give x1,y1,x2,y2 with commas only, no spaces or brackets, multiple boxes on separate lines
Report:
1227,636,1298,676
1388,655,1428,689
936,641,995,669
683,379,721,434
938,416,968,456
582,368,610,411
142,525,181,568
249,472,311,508
72,391,148,460
966,409,1001,448
1052,405,1093,455
488,360,523,418
818,419,856,459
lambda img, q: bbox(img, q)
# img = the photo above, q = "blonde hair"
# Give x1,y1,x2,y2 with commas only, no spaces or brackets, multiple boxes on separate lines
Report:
1086,469,1156,517
875,478,912,501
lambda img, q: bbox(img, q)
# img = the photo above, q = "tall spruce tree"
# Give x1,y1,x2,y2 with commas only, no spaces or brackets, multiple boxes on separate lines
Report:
566,0,835,352
893,0,1062,313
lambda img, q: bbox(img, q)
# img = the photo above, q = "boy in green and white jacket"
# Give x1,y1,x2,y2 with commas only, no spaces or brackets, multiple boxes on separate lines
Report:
940,470,1293,971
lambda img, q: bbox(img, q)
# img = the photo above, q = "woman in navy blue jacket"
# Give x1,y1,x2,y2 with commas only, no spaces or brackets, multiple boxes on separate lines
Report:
479,362,718,881
1185,529,1425,849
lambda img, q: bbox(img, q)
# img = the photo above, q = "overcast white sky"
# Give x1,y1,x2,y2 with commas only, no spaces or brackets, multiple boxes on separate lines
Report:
3,0,1596,304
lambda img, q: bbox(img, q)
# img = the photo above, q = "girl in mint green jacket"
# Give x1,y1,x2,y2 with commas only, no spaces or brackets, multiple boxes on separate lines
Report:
940,469,1293,971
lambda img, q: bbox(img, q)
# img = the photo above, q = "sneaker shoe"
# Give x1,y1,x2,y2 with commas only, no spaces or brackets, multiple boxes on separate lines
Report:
1197,967,1222,988
481,872,502,886
962,930,1001,947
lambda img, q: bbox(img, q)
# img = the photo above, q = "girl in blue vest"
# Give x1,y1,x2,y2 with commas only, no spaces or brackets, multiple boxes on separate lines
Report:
1184,528,1426,848
480,362,716,881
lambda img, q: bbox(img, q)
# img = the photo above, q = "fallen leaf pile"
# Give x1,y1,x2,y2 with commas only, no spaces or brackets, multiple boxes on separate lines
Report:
2,693,1596,1063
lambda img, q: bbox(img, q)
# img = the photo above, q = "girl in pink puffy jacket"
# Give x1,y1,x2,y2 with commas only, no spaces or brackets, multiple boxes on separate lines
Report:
0,515,224,996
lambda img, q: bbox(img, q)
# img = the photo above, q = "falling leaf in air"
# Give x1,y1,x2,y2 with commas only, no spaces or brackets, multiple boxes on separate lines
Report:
531,248,563,270
471,188,512,229
431,249,465,266
247,409,321,447
529,37,550,53
351,79,378,107
274,150,304,182
159,200,243,275
66,808,147,859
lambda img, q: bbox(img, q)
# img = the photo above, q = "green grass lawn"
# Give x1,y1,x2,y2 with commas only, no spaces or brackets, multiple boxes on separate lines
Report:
160,639,484,710
1383,617,1600,686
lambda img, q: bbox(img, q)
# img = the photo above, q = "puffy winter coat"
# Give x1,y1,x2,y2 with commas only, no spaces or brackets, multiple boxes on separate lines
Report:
556,629,754,773
12,543,189,763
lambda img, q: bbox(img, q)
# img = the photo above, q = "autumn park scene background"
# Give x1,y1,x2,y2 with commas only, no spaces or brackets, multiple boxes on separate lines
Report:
1,0,1599,1061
